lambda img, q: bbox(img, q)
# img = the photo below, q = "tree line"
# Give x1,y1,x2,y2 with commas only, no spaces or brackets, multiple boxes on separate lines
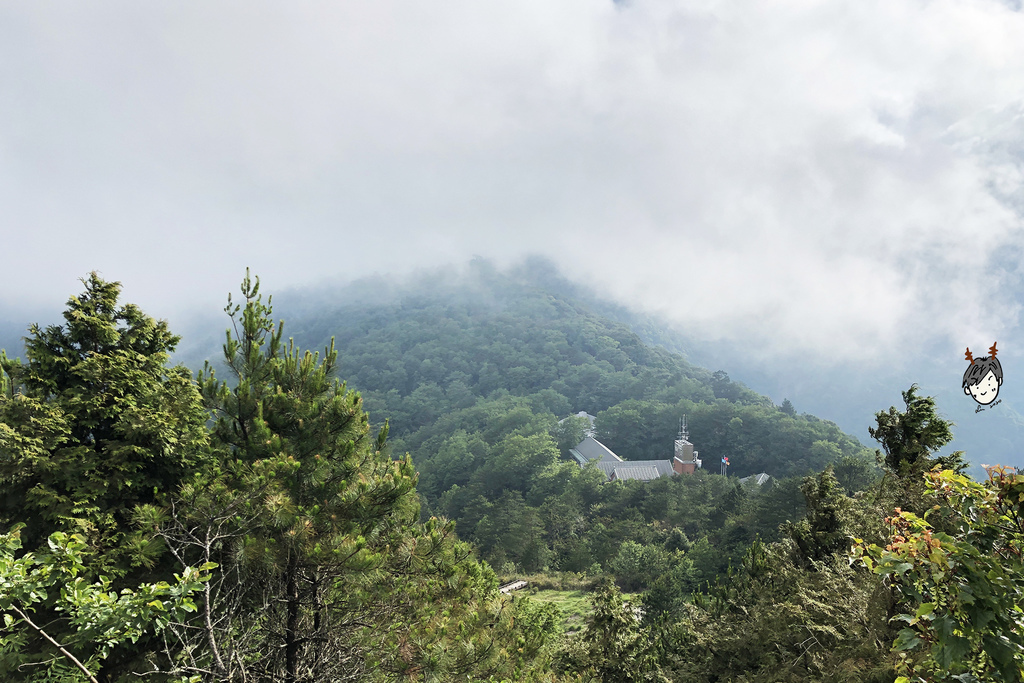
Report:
3,270,1020,681
0,273,546,682
271,264,879,584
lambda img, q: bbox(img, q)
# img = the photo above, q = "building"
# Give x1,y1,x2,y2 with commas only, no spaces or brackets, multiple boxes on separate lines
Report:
673,418,702,474
568,417,702,482
739,472,771,487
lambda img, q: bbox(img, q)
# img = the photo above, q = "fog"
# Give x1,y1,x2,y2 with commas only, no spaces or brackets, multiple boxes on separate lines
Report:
3,1,1024,459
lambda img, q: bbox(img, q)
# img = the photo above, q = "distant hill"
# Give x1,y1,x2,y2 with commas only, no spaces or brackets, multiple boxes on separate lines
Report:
0,321,23,362
434,258,1015,479
3,259,957,480
182,259,872,482
0,261,883,580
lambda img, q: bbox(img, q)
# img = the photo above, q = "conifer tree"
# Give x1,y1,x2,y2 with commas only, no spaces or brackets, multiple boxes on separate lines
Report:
869,385,965,516
0,273,208,573
0,274,210,680
785,467,856,567
869,385,959,478
152,272,524,682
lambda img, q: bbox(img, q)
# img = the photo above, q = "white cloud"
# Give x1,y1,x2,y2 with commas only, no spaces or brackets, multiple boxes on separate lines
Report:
1,0,1023,363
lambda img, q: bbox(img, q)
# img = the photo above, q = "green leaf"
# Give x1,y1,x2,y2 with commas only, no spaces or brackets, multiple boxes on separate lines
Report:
894,628,923,652
915,602,935,620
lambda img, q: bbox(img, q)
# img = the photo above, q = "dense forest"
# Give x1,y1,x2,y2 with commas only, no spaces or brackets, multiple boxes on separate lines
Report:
261,261,880,583
2,268,1022,682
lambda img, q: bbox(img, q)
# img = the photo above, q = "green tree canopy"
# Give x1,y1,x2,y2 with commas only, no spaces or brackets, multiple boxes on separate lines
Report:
0,526,209,683
785,467,857,567
869,385,956,477
856,467,1024,682
151,272,525,682
0,273,208,573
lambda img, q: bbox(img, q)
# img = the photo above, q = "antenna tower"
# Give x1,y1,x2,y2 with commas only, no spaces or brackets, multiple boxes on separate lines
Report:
678,415,689,441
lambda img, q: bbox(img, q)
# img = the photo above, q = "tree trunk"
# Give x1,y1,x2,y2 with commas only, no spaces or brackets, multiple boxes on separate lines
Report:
285,553,301,683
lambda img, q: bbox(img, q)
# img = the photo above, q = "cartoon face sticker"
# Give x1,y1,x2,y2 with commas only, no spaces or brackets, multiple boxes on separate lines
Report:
963,342,1003,408
966,370,1000,405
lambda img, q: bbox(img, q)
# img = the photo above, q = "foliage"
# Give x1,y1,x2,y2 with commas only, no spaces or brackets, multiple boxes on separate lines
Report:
785,467,857,566
855,467,1024,682
558,579,669,682
403,384,860,589
0,273,208,573
252,264,878,587
675,539,893,683
869,386,962,481
269,261,868,485
523,590,594,634
0,267,905,683
659,443,910,683
0,274,210,679
492,596,564,681
0,526,208,683
609,541,685,594
780,398,796,417
553,415,591,455
149,272,536,682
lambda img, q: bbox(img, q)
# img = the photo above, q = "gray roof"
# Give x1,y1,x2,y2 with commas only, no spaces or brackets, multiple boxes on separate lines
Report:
569,436,623,465
593,459,676,480
739,472,772,486
611,466,662,481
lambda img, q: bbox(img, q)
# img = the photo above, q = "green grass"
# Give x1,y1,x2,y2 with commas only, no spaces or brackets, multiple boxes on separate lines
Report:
526,589,593,635
520,588,642,635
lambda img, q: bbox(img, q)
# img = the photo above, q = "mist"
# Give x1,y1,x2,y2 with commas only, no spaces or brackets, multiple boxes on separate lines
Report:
3,1,1024,456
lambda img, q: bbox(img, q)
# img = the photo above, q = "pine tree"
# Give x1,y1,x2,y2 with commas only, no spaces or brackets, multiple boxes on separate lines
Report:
559,578,667,682
869,385,957,477
785,467,856,567
152,272,522,682
869,385,965,515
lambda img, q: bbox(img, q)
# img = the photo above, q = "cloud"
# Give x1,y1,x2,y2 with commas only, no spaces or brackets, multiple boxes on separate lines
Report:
1,0,1023,363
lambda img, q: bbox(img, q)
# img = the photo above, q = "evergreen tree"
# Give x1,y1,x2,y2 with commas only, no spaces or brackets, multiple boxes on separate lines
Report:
780,398,796,417
560,578,667,682
785,467,856,567
0,272,208,573
0,274,209,680
869,385,959,478
869,385,965,515
152,273,522,681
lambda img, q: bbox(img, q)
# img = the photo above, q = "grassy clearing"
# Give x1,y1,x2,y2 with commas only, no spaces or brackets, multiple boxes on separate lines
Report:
524,589,593,635
517,588,642,636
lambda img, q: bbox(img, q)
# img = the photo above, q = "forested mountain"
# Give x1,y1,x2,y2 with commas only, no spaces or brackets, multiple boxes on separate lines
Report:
172,259,880,582
4,268,1022,681
267,258,874,476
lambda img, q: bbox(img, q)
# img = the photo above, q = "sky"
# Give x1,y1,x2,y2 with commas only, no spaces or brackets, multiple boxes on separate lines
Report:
3,0,1024,441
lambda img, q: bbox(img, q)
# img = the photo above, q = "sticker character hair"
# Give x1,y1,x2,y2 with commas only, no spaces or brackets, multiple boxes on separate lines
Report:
963,342,1002,406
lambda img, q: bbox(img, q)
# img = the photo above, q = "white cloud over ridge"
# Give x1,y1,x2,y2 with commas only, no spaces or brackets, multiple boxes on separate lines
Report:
1,0,1023,364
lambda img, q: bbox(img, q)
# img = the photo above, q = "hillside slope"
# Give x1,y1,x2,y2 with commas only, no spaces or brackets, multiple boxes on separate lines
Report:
263,260,874,479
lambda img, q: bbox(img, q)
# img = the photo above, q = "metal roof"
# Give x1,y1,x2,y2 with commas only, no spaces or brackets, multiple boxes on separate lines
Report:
592,459,676,480
739,472,772,486
570,436,623,465
610,466,662,481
